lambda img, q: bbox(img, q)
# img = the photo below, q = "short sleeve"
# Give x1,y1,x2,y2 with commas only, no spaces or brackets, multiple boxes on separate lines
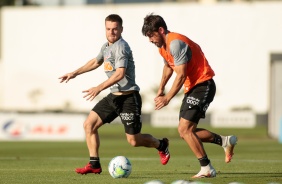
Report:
170,40,191,66
115,43,130,68
96,43,107,64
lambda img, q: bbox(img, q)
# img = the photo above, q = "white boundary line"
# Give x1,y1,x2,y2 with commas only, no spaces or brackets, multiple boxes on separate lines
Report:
0,157,281,163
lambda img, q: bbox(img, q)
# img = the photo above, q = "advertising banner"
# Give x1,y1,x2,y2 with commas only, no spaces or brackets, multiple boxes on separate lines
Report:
0,113,86,141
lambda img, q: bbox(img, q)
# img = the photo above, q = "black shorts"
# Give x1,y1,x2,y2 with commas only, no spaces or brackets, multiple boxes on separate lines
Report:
179,79,216,123
92,91,142,135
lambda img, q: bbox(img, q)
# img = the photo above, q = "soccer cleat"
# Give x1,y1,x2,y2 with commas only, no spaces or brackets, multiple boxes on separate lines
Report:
158,138,170,165
223,135,238,163
192,164,216,178
75,163,102,174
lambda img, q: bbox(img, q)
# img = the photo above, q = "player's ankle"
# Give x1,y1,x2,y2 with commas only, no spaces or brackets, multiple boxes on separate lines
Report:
157,139,166,151
90,157,101,168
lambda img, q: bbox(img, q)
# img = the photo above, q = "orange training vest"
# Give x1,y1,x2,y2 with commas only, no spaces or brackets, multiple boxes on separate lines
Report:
159,32,215,93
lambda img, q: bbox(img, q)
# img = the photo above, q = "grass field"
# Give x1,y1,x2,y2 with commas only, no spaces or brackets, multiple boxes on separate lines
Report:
0,124,281,184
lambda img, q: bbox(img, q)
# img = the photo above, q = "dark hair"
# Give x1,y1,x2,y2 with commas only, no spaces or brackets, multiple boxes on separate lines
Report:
105,14,123,26
142,13,167,36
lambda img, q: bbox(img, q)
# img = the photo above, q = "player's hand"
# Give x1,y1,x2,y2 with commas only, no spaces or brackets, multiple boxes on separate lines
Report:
154,90,165,101
58,73,76,83
82,87,101,101
154,95,169,110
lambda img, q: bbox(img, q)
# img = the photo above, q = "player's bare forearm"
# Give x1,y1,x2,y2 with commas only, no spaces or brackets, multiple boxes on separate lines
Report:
98,67,125,91
73,58,101,76
154,65,175,109
166,63,187,101
166,73,185,100
82,67,125,101
157,65,173,96
59,58,101,83
155,72,184,110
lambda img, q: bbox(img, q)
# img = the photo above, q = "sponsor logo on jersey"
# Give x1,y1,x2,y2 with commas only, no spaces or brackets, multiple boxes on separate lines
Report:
104,61,113,71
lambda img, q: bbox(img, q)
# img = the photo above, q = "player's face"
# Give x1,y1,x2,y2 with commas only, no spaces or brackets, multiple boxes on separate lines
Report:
105,21,123,44
146,31,164,48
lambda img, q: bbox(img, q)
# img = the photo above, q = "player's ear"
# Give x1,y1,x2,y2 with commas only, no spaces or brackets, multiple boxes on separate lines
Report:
158,27,166,34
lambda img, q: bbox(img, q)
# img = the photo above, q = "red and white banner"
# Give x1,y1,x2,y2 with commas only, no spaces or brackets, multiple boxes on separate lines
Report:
0,113,86,141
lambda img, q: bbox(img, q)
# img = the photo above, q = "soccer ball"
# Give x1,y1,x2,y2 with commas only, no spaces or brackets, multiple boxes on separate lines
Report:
144,180,164,184
171,180,191,184
108,156,132,178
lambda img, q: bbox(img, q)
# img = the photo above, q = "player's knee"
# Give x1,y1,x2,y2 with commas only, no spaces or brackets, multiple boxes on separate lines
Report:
178,126,186,138
127,134,143,147
83,120,99,134
83,121,91,133
83,111,102,133
83,121,90,129
127,138,138,147
178,121,195,138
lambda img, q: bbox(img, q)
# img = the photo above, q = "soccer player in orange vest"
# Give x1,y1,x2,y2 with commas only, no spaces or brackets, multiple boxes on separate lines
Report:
142,13,237,178
59,14,170,175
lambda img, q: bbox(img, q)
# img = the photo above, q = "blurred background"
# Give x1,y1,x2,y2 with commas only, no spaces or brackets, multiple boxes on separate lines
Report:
0,0,282,142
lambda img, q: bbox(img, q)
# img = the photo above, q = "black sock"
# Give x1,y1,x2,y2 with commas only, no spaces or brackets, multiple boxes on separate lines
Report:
212,133,222,146
157,139,167,151
198,155,210,166
89,157,100,168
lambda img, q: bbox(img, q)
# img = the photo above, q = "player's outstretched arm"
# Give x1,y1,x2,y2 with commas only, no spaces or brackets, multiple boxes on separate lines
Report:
58,58,102,83
58,72,77,83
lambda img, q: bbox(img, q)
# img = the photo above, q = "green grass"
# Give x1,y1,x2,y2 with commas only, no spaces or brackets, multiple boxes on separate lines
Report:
0,124,281,184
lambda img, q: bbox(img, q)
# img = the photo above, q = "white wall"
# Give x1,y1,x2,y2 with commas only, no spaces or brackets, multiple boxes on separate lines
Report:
1,2,282,113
